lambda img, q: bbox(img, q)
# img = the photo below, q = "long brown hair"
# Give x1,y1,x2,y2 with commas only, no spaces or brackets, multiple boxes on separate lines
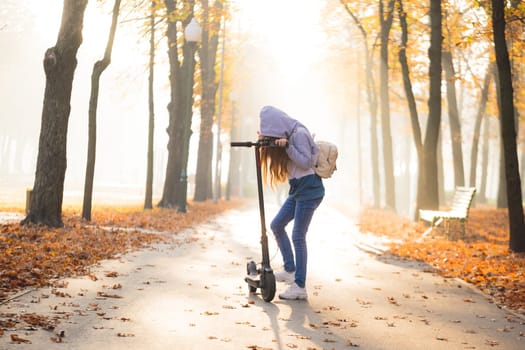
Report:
260,146,289,187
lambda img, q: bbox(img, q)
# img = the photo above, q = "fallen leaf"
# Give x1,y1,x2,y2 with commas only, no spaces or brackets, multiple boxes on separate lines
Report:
97,292,122,298
117,332,135,337
10,334,31,344
50,336,63,343
387,296,399,305
346,339,360,347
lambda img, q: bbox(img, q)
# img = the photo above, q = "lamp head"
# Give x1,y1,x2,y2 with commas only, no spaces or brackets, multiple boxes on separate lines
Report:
184,18,201,43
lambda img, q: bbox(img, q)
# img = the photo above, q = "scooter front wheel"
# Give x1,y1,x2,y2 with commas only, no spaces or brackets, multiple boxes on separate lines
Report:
260,270,276,302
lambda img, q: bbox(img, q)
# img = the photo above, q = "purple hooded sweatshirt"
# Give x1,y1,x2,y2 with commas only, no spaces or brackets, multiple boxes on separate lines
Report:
259,105,324,201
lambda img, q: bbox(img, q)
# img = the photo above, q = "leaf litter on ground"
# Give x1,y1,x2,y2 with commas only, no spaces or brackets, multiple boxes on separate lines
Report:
0,199,244,332
359,207,525,317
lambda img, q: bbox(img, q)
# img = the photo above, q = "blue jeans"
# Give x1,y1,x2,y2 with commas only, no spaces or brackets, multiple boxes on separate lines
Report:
270,196,323,288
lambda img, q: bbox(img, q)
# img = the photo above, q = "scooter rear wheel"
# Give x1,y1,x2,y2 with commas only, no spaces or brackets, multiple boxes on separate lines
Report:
260,271,276,302
246,261,258,293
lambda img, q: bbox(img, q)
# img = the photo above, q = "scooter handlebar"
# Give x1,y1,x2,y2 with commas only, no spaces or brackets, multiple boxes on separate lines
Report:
230,139,283,148
230,141,256,147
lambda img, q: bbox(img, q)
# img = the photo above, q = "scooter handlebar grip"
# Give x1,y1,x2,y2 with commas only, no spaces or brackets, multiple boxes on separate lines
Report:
230,141,255,147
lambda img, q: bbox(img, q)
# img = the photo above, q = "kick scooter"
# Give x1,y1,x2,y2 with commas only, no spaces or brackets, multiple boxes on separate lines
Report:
230,139,276,302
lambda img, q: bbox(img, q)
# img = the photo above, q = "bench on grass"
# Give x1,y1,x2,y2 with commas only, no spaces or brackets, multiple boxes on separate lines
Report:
419,186,476,238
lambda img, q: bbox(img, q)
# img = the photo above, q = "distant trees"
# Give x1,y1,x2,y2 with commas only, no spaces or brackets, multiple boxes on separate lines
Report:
339,0,380,209
20,0,232,226
17,0,525,253
22,0,89,227
342,0,525,250
469,64,493,190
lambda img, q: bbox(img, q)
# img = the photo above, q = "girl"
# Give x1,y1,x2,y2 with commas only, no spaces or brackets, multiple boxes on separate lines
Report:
258,105,324,300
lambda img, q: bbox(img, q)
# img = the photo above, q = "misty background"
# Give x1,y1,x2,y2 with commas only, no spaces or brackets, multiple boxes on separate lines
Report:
0,0,499,217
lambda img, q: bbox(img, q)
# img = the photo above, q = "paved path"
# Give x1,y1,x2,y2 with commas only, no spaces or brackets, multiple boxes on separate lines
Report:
0,203,524,349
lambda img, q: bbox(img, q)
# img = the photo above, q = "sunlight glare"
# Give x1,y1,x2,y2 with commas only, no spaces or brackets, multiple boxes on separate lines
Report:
236,0,325,76
26,0,61,42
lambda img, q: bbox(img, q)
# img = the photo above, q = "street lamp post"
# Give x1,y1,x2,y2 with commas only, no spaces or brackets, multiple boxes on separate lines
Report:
213,17,226,203
178,17,201,213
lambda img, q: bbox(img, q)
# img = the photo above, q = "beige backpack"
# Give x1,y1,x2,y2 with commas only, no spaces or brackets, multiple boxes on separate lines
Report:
314,140,338,178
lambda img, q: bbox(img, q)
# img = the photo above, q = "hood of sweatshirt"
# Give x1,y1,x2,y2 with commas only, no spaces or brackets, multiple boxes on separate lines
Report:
259,105,303,139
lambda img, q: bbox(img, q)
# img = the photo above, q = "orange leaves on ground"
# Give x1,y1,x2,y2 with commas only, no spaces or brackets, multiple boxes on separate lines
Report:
359,207,525,316
358,208,427,240
0,199,244,301
89,200,242,233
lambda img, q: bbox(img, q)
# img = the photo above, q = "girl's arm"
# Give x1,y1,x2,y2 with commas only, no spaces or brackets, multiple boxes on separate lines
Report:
286,131,315,170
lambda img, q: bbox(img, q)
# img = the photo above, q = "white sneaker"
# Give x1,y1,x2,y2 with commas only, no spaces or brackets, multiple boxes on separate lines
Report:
279,283,308,300
274,270,295,284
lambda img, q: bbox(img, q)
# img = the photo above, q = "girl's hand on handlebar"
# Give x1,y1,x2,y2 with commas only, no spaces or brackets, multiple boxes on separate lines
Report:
275,138,288,147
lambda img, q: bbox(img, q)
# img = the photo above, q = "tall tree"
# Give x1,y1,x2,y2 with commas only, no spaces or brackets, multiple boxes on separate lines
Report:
494,67,508,208
491,0,525,252
194,0,223,201
378,0,396,210
158,0,195,208
82,0,121,220
177,12,200,212
419,0,442,211
144,0,159,210
397,0,423,219
22,0,89,227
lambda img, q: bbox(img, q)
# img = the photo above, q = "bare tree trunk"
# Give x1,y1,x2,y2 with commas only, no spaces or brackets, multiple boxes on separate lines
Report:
437,134,445,204
479,114,490,203
469,64,492,189
494,64,508,208
226,100,239,199
144,0,157,210
497,143,507,207
22,0,89,227
492,0,525,252
420,0,442,211
194,0,221,201
82,0,121,220
379,0,396,211
0,136,9,176
159,0,185,208
443,50,465,187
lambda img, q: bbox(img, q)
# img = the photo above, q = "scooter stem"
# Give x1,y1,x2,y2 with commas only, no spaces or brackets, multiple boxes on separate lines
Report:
254,145,271,268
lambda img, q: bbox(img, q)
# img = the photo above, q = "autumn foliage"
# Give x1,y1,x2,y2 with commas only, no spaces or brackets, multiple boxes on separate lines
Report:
359,208,525,316
0,200,243,302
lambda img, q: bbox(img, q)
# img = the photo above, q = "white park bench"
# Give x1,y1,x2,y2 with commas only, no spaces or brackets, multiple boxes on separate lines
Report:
419,186,477,238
